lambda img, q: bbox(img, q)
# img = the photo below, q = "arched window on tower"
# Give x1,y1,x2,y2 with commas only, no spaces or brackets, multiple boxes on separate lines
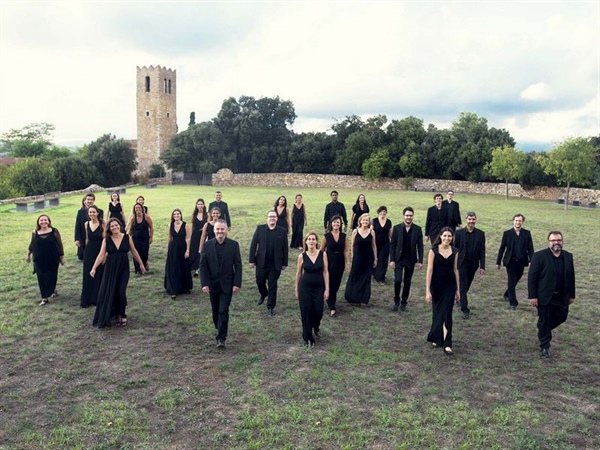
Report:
145,76,150,92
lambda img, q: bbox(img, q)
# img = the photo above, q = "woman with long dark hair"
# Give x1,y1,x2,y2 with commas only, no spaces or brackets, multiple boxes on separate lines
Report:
26,214,64,305
108,192,126,226
350,194,369,230
274,195,290,233
426,227,460,355
126,203,153,274
372,205,392,285
164,208,193,299
320,214,349,317
290,194,307,250
199,207,221,254
189,198,208,276
80,205,104,308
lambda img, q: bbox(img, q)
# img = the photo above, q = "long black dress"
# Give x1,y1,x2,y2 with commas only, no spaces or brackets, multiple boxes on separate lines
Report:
81,222,103,307
345,231,374,305
131,214,150,274
108,202,123,225
372,218,392,283
427,246,458,348
276,208,289,233
29,228,63,299
351,204,369,229
93,236,130,328
164,222,193,296
189,214,207,271
290,204,305,249
298,251,325,345
323,231,346,312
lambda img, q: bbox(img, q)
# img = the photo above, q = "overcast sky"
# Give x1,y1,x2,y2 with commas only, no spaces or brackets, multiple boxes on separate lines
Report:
1,1,598,150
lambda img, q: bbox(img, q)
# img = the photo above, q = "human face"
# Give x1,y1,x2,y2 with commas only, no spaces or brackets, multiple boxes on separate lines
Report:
267,212,278,228
440,231,453,246
360,215,371,228
38,215,50,228
172,210,181,221
331,219,341,231
447,191,454,201
134,204,143,215
434,196,442,207
136,196,145,205
378,209,387,219
196,200,204,211
548,234,563,252
359,195,365,203
331,192,338,202
84,195,95,208
111,193,119,202
466,215,476,231
403,211,414,226
278,196,286,206
211,209,221,220
215,192,222,201
88,208,98,221
295,195,302,203
214,222,227,243
109,220,121,235
513,216,523,230
305,234,318,249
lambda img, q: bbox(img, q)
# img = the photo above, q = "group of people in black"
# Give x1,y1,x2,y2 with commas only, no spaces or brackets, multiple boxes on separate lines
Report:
25,188,576,357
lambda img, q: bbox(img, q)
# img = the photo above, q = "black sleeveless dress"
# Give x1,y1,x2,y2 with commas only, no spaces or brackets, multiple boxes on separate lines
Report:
298,251,325,345
323,231,346,311
372,218,391,283
189,214,207,271
427,246,458,348
345,231,374,304
81,222,103,307
164,222,193,295
276,208,289,233
290,204,305,248
131,214,150,273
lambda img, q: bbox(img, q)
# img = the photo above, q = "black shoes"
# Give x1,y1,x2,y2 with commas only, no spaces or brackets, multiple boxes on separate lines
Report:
216,339,226,349
462,311,470,319
541,348,551,358
392,303,399,311
400,304,407,312
268,308,276,317
509,305,517,310
314,330,321,338
503,293,509,302
257,296,265,306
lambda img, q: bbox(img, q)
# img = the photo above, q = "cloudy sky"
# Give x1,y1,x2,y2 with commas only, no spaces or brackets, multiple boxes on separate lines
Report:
1,1,598,150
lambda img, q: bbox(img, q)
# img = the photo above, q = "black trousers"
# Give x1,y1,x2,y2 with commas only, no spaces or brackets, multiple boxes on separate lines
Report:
459,261,478,313
537,300,569,349
210,291,233,341
256,266,282,309
393,264,414,305
504,260,526,306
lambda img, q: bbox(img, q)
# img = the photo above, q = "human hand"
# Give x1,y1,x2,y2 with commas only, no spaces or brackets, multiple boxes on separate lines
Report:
202,286,210,294
233,286,240,294
416,263,423,270
530,298,538,307
426,292,432,303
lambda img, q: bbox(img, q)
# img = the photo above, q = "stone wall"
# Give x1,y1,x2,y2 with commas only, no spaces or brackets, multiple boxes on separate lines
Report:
212,169,599,204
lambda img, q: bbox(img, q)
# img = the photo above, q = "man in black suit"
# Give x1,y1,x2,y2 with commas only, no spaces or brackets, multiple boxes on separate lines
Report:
74,193,104,260
389,207,423,312
528,231,575,358
425,193,448,244
249,210,289,316
200,219,242,348
454,211,486,319
208,191,231,229
323,190,348,233
443,189,462,229
496,213,534,310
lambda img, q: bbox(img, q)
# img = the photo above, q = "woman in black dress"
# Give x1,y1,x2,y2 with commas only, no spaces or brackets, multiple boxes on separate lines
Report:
372,205,392,285
350,194,369,230
80,205,104,308
108,192,126,226
274,195,290,233
164,208,193,299
91,218,146,328
426,227,460,355
345,213,377,305
126,203,153,274
290,194,307,250
295,232,329,346
189,198,208,276
135,195,148,214
26,214,64,305
320,214,349,317
199,207,221,254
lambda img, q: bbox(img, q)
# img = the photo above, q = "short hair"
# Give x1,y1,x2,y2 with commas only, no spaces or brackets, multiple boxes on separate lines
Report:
376,205,387,214
136,195,145,202
357,213,371,226
214,219,228,227
327,214,342,232
330,190,339,196
447,189,454,194
303,232,320,252
433,193,443,200
215,190,222,194
547,231,563,240
85,193,96,200
403,206,414,215
465,211,476,218
513,213,525,221
267,210,278,217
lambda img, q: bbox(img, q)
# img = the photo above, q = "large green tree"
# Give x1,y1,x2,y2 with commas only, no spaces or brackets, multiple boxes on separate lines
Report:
53,156,99,191
538,137,597,210
486,146,527,199
5,159,59,196
84,134,136,187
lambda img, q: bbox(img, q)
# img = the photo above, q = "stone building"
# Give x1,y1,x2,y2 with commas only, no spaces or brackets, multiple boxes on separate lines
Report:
135,65,177,175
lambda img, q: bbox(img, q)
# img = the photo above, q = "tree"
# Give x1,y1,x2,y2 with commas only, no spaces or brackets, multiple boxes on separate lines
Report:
288,132,335,174
189,112,196,128
362,148,390,180
53,156,99,191
5,159,59,196
84,134,136,187
519,151,556,187
486,146,527,199
538,137,597,210
2,122,55,144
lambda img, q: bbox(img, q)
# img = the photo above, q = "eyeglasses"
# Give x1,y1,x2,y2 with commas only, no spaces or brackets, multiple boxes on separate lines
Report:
549,239,563,243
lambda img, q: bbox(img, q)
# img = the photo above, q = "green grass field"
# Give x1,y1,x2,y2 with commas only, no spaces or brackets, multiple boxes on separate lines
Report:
1,185,598,450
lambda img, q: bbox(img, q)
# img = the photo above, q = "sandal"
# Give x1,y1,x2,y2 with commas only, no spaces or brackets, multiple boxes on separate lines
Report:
443,347,454,355
50,291,58,298
39,299,49,306
120,318,127,326
431,342,438,348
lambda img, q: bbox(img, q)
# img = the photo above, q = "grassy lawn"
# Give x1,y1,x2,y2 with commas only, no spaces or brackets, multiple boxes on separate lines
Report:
0,185,598,450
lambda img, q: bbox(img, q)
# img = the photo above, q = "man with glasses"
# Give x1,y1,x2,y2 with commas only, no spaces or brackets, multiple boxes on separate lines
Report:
249,210,289,316
389,207,423,312
528,231,575,358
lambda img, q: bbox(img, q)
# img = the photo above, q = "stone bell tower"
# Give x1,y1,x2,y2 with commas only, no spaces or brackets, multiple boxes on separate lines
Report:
136,65,177,175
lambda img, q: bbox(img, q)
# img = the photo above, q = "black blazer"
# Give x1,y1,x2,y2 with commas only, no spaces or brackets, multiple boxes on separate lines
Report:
208,201,231,228
249,224,289,269
454,227,486,270
200,238,242,294
528,248,575,306
443,200,461,228
74,206,104,242
424,205,448,238
390,223,424,265
496,228,534,266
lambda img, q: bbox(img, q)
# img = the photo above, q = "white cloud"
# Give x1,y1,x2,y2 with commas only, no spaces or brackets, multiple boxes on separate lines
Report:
520,82,554,101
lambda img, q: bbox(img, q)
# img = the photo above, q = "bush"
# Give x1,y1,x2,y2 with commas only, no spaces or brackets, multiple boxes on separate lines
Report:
149,163,166,178
5,159,60,197
53,156,99,191
0,165,23,200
